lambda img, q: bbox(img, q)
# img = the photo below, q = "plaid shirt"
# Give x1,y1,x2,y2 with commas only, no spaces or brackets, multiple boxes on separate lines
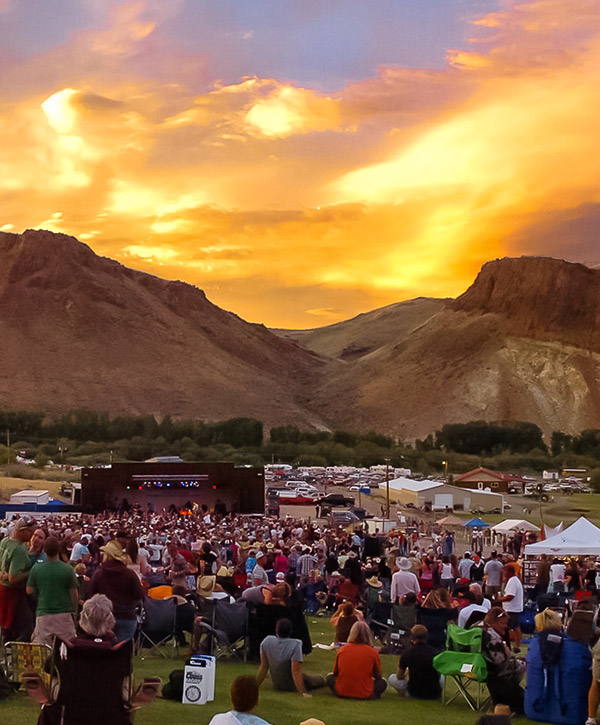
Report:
297,553,317,577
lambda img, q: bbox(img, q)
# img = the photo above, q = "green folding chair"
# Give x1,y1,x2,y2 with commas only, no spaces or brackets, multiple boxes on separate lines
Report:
433,624,491,711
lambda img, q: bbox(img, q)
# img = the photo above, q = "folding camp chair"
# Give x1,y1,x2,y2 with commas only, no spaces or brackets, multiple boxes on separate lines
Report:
433,624,491,711
368,601,393,646
3,641,52,688
137,596,178,659
30,639,135,725
416,607,455,652
205,599,249,661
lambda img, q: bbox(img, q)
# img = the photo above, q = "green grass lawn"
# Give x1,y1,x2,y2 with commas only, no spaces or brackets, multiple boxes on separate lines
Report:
1,619,548,725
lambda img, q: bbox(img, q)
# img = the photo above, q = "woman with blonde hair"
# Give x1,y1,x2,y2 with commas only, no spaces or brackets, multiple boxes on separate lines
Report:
534,608,563,632
326,621,387,699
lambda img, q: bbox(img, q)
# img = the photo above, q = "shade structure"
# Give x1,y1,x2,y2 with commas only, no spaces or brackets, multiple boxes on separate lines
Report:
524,517,600,556
436,515,464,526
463,517,490,528
491,519,540,533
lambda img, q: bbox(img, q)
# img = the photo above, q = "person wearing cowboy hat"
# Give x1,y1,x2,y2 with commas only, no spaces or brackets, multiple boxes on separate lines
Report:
330,600,363,643
90,540,144,642
391,557,421,603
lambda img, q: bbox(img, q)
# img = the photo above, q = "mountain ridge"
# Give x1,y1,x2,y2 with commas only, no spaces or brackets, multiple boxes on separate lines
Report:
2,230,599,439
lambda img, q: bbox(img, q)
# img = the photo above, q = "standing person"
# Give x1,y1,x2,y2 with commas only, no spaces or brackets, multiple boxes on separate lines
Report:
252,552,269,585
470,554,485,583
166,542,189,588
498,564,523,653
28,528,47,567
256,618,325,697
439,556,455,590
442,531,454,558
458,552,475,581
484,551,504,599
391,557,421,603
90,540,144,642
549,558,566,593
0,518,36,641
26,536,78,645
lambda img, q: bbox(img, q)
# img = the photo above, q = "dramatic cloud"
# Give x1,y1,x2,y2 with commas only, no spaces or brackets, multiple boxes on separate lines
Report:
1,0,599,326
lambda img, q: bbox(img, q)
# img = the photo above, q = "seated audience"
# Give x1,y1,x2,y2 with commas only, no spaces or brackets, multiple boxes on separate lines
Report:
482,607,525,714
76,593,117,645
327,620,387,699
388,624,442,699
209,675,272,725
330,601,362,643
257,618,325,697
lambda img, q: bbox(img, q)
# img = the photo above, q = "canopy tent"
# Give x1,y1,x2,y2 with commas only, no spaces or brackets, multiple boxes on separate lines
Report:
463,517,490,528
491,519,540,533
436,515,464,526
524,517,600,556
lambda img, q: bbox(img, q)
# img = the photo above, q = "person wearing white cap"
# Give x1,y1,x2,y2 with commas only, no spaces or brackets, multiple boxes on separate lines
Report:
391,557,421,603
252,552,269,585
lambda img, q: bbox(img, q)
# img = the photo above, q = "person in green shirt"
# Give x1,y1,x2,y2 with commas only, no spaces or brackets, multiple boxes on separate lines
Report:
27,536,78,646
0,517,35,640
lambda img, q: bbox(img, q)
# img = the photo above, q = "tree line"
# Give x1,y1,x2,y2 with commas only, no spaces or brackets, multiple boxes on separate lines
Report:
1,409,600,474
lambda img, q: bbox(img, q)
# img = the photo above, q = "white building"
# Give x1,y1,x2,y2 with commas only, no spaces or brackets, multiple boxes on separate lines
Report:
382,478,504,513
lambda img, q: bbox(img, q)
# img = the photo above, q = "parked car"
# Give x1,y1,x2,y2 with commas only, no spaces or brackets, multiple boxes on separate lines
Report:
319,493,355,507
330,510,360,526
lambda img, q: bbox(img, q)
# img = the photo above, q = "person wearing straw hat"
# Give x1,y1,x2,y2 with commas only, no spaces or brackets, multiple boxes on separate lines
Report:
90,539,144,642
391,557,420,603
365,575,383,614
330,601,362,643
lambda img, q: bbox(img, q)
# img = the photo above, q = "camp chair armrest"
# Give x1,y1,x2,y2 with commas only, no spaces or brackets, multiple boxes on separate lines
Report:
22,671,51,704
132,676,162,706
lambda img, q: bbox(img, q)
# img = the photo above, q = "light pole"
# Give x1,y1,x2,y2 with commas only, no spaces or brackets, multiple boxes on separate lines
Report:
385,457,391,519
442,459,448,481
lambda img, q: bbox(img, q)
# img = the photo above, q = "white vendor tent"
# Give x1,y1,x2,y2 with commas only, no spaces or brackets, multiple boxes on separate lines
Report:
524,517,600,556
492,519,540,533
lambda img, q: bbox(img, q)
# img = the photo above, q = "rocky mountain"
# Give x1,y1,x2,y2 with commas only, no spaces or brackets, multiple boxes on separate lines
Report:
305,257,600,439
1,231,599,440
0,230,326,429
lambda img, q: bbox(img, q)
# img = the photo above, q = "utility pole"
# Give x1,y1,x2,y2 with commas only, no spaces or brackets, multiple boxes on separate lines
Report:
58,438,68,469
385,457,391,520
5,429,10,467
537,482,546,535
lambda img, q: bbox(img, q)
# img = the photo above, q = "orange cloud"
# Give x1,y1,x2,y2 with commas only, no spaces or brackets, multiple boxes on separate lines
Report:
1,1,600,326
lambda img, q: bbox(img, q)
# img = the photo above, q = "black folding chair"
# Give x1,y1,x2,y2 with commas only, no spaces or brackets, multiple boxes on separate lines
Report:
367,601,393,645
35,639,134,725
200,599,249,661
137,597,178,659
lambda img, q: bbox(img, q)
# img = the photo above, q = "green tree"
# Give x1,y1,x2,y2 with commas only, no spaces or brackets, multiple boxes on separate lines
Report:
34,451,49,469
590,468,600,494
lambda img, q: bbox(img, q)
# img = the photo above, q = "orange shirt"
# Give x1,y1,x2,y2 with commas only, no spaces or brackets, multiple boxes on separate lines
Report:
333,643,381,699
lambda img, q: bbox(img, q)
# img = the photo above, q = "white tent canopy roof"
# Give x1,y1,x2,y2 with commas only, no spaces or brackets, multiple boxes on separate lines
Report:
524,517,600,556
387,477,441,492
492,519,540,533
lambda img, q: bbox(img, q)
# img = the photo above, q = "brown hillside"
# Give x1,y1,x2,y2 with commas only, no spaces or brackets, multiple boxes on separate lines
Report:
0,230,327,428
275,297,445,360
311,257,600,439
2,234,600,441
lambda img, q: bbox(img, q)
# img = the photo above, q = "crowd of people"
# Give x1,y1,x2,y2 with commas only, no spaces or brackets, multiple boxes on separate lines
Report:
1,503,600,723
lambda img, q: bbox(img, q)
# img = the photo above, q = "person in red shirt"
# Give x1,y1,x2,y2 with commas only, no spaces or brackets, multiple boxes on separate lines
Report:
326,621,387,699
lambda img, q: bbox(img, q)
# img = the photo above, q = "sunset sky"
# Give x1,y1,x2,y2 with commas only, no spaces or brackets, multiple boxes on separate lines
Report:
2,0,600,328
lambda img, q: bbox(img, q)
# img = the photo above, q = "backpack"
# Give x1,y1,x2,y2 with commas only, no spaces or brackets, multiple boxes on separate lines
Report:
161,669,184,701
